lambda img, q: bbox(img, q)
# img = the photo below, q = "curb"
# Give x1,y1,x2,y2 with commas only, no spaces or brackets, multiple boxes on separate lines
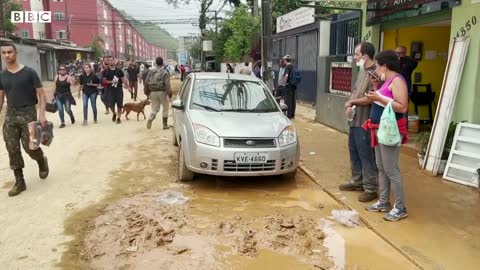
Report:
299,165,424,270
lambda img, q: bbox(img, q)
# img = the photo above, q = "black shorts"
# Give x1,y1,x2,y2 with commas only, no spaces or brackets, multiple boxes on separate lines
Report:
106,88,124,108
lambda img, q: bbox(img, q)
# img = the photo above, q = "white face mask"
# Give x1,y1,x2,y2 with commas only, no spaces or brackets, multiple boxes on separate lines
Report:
356,57,365,68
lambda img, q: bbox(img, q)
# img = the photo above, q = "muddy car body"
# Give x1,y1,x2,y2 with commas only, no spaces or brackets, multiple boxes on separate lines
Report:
172,73,300,181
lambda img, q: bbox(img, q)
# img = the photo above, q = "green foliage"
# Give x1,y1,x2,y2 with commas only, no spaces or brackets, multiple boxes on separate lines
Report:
416,131,431,156
223,5,260,62
88,36,105,60
3,0,24,33
118,11,178,51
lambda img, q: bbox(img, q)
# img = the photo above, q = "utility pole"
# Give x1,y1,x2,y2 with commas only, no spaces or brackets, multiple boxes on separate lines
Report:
253,0,259,17
261,0,273,91
0,0,5,38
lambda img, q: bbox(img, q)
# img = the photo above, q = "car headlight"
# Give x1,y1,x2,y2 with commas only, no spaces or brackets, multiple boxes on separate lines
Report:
193,124,220,147
278,125,297,147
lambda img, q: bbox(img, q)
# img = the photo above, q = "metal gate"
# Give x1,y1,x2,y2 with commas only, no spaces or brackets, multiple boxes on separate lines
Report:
273,24,319,103
330,12,361,56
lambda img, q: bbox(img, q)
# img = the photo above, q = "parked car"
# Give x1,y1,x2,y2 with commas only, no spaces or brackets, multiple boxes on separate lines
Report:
172,73,300,181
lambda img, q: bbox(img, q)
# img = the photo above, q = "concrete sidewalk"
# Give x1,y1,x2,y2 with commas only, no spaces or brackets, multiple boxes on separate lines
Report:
294,104,480,270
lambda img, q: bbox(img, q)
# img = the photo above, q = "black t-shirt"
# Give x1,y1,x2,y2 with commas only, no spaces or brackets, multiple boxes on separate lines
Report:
0,66,42,108
284,64,293,85
80,73,100,95
127,66,139,81
102,68,124,91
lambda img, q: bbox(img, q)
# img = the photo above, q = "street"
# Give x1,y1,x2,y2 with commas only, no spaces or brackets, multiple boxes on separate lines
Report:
0,80,420,270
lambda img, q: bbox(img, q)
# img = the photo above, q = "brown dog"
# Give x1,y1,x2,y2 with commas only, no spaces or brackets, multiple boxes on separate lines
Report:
122,100,151,121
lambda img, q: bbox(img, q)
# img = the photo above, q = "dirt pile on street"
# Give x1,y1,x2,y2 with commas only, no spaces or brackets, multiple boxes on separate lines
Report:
82,192,333,269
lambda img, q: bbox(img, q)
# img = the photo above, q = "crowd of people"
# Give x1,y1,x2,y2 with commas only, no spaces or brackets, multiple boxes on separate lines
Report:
0,43,173,196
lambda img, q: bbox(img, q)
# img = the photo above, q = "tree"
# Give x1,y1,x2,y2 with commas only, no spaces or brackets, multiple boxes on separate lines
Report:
1,0,23,34
223,5,260,62
89,36,105,60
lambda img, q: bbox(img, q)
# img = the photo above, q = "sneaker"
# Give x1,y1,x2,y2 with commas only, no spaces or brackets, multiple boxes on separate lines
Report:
59,123,66,128
366,201,392,212
384,207,408,222
358,192,378,202
82,121,88,126
38,156,49,179
94,120,98,124
116,118,121,124
147,119,153,129
339,182,363,192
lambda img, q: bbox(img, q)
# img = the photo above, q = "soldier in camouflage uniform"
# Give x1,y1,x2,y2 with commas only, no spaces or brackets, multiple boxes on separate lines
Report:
0,43,49,197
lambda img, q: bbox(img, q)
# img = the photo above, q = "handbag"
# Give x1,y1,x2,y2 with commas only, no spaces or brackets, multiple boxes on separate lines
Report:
377,101,401,146
46,98,57,113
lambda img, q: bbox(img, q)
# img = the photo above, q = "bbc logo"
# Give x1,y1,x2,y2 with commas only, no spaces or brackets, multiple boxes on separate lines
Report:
11,11,52,23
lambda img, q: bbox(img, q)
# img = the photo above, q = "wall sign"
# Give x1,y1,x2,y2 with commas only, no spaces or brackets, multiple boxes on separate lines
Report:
276,7,315,33
366,0,462,26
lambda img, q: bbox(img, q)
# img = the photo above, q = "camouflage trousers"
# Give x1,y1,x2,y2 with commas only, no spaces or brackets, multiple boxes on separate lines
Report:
2,106,44,170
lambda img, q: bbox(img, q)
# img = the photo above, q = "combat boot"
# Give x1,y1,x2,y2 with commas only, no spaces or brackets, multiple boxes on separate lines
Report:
162,117,169,130
9,169,26,197
38,156,49,179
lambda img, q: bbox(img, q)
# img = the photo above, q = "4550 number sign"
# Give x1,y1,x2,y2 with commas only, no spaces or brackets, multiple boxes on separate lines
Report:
456,16,477,38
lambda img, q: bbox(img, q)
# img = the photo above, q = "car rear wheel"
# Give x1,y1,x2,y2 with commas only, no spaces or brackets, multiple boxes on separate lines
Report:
178,143,195,181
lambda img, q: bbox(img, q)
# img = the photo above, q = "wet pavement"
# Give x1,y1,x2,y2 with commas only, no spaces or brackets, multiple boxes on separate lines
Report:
0,79,467,269
294,105,480,270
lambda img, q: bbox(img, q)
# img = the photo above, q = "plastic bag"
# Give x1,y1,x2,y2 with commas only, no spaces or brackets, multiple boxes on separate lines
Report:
28,121,54,150
377,101,401,146
158,190,190,205
331,210,360,227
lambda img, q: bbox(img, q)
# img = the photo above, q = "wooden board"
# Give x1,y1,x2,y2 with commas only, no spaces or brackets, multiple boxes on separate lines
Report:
443,123,480,188
423,37,470,175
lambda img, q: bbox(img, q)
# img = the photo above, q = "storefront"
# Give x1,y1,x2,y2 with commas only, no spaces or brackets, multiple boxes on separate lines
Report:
362,0,480,124
361,0,480,178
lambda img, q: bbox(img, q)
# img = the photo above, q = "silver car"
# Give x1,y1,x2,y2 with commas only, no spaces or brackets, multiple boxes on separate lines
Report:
172,73,300,181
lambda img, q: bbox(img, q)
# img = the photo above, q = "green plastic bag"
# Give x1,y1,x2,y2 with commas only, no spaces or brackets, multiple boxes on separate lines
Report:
377,101,401,146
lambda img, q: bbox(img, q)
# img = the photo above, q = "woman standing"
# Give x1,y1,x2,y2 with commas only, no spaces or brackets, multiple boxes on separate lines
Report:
253,60,262,79
79,63,100,125
226,63,234,74
363,50,409,222
55,65,76,128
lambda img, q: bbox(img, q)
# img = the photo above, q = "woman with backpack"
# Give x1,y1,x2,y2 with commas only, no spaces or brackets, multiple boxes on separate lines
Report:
54,65,76,128
79,63,100,125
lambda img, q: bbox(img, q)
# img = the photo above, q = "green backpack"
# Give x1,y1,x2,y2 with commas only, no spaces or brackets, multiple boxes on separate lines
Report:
146,69,167,91
377,101,401,146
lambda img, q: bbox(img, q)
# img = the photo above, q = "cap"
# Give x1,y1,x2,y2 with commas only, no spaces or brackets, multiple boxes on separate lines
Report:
282,54,291,60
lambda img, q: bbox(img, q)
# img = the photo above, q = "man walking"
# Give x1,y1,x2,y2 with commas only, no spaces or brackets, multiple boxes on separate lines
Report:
0,43,49,197
276,58,286,99
102,56,130,124
239,61,252,75
127,61,140,101
396,45,418,95
145,57,172,130
282,55,296,119
340,42,378,202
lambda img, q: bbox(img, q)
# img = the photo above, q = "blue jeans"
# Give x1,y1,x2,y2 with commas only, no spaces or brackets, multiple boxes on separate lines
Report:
56,96,75,124
348,126,377,193
83,92,98,122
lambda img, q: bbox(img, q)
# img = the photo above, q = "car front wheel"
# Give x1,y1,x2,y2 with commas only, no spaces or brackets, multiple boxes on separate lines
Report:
177,143,195,181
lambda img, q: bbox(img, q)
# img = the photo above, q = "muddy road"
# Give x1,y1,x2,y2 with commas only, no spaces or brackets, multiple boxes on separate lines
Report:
0,80,416,269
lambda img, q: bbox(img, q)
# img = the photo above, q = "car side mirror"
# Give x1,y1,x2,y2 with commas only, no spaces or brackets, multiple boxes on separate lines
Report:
280,103,288,112
172,100,185,110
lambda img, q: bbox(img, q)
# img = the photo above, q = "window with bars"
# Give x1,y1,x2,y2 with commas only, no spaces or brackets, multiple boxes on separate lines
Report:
20,29,29,38
56,30,66,40
54,12,65,21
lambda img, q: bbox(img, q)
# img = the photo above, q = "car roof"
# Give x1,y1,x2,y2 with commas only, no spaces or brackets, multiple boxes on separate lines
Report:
191,72,260,82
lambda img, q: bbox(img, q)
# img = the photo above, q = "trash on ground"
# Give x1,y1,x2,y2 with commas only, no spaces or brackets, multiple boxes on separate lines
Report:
309,152,316,155
158,190,190,205
305,128,313,132
331,210,360,228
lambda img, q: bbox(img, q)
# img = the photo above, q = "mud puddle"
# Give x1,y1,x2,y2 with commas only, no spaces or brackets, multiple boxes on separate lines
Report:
81,191,334,270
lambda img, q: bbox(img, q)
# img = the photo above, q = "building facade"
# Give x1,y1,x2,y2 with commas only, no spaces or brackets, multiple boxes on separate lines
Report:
13,0,166,61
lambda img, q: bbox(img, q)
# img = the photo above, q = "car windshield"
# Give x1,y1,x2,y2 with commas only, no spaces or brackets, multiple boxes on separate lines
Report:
190,79,279,113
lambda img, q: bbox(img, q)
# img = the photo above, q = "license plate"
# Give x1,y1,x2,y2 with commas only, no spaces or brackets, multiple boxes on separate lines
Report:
234,152,269,164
